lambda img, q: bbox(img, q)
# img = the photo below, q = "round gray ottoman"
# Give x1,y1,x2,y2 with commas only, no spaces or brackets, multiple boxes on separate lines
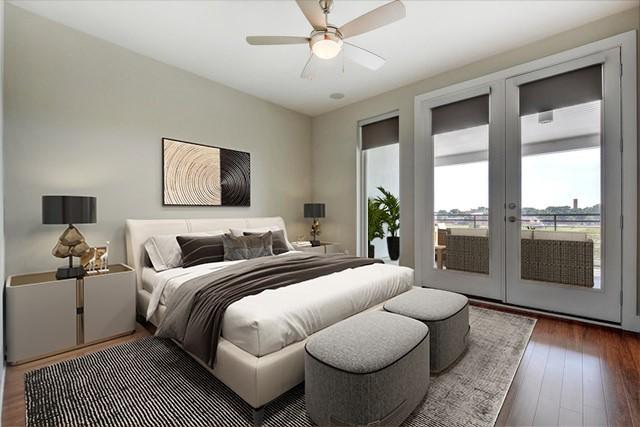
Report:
384,287,469,373
305,311,430,426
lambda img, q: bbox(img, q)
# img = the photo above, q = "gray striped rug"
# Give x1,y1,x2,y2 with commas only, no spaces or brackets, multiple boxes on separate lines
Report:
25,306,535,427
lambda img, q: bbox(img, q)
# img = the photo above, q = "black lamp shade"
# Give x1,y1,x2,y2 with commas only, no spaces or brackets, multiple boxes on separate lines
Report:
304,203,325,219
42,196,97,225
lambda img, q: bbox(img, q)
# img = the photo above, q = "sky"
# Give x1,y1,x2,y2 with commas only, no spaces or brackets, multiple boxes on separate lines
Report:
434,147,600,211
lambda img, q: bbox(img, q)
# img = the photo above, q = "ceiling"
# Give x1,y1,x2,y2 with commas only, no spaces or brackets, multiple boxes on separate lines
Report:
10,0,638,116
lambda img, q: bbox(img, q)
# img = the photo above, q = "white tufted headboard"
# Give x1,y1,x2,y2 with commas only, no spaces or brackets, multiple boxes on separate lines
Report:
125,217,289,290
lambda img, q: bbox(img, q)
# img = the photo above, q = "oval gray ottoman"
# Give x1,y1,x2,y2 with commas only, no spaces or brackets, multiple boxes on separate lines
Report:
384,287,469,374
305,311,430,426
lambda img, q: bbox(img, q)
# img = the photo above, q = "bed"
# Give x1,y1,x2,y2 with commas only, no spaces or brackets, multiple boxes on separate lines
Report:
125,217,414,422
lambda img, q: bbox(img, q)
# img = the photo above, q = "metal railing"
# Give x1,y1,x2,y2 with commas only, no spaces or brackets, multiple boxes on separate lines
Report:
434,213,600,230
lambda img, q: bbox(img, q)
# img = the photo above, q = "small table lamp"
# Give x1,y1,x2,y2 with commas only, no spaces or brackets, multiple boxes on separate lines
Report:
42,195,97,279
304,203,325,247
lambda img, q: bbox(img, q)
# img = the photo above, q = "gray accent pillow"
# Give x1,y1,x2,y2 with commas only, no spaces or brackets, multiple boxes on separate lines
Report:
223,231,274,261
243,229,289,255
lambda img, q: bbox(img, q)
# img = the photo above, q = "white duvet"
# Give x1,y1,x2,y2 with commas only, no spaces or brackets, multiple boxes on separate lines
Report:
145,253,414,357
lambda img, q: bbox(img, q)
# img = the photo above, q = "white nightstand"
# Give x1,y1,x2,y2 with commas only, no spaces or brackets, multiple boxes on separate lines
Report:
292,242,343,255
6,264,136,365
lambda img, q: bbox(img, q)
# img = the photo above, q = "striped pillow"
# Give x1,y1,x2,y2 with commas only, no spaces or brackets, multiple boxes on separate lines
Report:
176,234,225,268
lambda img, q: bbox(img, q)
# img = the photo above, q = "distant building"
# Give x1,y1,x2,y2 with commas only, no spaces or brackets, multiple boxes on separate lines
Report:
573,198,578,209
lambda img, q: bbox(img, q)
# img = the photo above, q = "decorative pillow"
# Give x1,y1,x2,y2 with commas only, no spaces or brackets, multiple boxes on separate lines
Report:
176,234,225,268
223,232,274,261
229,226,295,250
243,229,289,255
144,230,224,271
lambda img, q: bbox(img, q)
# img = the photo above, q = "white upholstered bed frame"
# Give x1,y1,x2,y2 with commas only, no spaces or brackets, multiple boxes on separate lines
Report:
125,217,388,421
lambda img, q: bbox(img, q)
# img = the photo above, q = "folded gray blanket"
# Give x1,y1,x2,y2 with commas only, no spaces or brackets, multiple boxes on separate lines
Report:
156,252,382,366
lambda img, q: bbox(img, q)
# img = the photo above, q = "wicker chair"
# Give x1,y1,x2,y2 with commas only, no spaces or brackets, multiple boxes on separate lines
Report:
521,232,594,287
442,229,594,287
443,229,489,274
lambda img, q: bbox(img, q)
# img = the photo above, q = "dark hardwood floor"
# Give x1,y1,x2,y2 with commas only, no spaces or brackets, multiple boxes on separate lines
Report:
3,305,640,427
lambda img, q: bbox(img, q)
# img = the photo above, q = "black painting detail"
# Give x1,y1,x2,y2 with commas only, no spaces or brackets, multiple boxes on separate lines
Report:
220,149,250,206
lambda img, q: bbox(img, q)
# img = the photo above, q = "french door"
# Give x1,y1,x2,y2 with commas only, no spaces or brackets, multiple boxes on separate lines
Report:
415,83,505,301
504,49,622,322
415,49,623,323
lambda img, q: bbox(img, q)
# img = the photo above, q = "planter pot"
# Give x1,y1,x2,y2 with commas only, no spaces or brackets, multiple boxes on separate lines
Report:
368,244,375,259
387,236,400,261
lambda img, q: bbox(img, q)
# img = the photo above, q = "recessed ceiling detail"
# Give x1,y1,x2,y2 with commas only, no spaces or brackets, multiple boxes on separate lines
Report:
9,0,638,116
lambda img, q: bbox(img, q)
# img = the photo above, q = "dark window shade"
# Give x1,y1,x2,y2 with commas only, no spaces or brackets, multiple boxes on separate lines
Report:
431,94,489,135
519,64,602,116
361,116,399,150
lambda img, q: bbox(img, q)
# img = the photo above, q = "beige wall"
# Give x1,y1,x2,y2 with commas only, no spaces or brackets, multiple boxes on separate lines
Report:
4,5,312,275
311,8,640,269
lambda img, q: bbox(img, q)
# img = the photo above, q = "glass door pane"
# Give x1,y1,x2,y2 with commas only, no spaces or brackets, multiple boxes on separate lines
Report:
520,100,601,288
434,124,489,274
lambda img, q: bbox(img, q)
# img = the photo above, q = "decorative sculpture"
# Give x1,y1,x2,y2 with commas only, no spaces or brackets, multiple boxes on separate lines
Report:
99,241,110,272
86,247,98,274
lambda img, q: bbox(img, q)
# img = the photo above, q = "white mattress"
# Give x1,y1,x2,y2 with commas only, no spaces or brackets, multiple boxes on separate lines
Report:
144,254,414,357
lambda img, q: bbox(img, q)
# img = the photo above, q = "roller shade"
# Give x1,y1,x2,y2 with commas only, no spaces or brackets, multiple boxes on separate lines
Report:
361,116,399,150
431,94,489,135
519,64,602,116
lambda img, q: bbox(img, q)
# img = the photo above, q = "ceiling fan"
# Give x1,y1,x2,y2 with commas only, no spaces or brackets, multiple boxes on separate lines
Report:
246,0,406,79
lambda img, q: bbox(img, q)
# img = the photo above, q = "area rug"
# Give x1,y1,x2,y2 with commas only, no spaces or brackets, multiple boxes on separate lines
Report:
25,306,535,427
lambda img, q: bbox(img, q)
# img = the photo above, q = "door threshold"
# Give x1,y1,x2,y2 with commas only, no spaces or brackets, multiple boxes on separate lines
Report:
468,296,621,329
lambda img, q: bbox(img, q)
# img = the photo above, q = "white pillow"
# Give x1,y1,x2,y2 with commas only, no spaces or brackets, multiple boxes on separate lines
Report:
144,230,225,271
229,226,295,250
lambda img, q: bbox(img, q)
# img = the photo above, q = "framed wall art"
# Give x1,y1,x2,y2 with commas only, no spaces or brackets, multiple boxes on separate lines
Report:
162,138,250,206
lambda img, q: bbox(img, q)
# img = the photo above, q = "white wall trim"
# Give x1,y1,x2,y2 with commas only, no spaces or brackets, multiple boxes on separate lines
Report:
414,30,638,332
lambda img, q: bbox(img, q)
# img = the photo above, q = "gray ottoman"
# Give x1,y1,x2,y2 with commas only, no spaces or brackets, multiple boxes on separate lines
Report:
384,288,469,373
305,311,429,426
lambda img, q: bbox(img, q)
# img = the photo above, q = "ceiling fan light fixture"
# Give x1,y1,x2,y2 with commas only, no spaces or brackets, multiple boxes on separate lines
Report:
310,32,343,59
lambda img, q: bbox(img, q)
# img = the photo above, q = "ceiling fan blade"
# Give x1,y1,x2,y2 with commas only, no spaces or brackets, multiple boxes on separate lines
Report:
296,0,326,31
343,42,386,70
338,0,405,39
300,54,315,79
246,36,310,45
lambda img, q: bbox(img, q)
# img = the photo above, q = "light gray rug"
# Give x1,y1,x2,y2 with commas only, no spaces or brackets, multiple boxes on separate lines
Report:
25,306,535,427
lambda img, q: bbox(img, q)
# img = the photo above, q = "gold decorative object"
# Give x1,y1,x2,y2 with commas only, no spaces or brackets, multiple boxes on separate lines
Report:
52,225,90,259
311,219,321,240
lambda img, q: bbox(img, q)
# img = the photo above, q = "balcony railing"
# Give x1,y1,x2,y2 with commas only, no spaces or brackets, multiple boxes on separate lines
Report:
433,213,600,230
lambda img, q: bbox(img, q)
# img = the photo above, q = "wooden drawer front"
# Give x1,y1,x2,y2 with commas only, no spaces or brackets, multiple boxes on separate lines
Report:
83,271,136,343
6,279,77,363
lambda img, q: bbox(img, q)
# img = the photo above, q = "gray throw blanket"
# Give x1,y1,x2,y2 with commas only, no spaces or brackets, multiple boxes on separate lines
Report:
156,253,382,366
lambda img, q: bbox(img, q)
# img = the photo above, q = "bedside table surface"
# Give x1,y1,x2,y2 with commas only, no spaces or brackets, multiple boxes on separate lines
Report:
8,264,132,286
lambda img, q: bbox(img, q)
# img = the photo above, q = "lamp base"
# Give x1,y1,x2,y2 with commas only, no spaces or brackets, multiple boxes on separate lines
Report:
56,266,85,280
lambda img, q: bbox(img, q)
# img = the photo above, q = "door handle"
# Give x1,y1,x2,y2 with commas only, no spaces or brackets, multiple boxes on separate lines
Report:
508,216,521,223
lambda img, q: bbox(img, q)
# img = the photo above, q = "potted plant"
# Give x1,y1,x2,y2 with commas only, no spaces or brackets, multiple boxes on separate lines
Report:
367,198,385,258
375,186,400,261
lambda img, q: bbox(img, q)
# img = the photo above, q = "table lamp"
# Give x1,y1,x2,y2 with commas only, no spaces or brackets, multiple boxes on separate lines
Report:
304,203,325,247
42,195,97,279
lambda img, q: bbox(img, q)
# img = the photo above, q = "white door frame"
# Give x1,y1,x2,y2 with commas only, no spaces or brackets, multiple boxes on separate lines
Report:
414,31,638,331
505,49,622,323
414,83,505,300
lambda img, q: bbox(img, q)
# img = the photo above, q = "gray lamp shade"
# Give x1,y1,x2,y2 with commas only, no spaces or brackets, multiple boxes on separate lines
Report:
42,195,97,225
304,203,326,219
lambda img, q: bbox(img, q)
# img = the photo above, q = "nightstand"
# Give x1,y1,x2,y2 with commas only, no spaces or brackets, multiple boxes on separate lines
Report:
6,264,136,365
292,242,343,255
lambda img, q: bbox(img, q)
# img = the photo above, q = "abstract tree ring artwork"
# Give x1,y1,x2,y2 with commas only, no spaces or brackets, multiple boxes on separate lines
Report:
163,138,250,206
